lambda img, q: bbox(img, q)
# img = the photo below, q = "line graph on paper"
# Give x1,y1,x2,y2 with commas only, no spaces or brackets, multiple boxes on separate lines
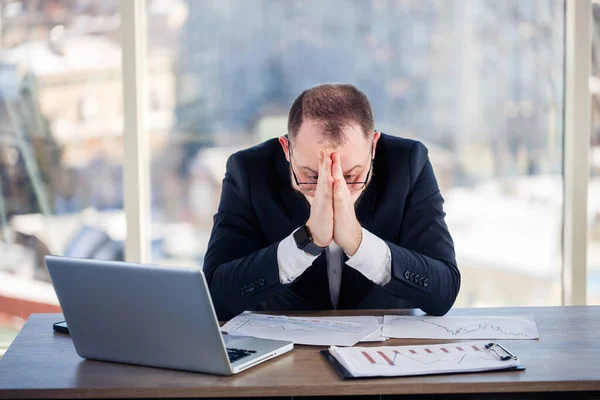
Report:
221,314,379,346
382,315,539,340
234,316,367,334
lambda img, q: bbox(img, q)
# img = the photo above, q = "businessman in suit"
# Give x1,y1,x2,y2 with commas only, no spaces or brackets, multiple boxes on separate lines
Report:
203,83,460,320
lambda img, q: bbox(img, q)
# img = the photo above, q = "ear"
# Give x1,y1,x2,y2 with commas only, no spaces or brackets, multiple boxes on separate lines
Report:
372,130,381,159
278,135,290,162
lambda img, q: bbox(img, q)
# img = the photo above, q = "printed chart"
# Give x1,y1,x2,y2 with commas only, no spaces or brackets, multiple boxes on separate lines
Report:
329,341,521,377
308,316,385,342
360,343,496,366
221,313,379,346
382,315,539,339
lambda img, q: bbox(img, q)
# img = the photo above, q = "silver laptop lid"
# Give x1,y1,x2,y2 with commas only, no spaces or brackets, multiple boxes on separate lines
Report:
45,256,232,375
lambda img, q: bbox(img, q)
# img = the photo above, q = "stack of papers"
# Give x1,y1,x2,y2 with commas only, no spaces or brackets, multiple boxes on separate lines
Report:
328,341,522,378
221,312,540,346
221,313,381,346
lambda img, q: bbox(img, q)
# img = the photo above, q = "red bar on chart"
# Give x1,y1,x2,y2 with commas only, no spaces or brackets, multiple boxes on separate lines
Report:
377,351,394,366
361,351,376,364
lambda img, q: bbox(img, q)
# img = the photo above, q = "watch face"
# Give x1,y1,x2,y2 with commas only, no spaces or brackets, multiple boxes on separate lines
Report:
293,226,324,256
293,225,311,249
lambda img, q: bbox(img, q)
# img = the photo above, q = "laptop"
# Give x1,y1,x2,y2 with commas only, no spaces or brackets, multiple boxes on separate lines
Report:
45,255,293,375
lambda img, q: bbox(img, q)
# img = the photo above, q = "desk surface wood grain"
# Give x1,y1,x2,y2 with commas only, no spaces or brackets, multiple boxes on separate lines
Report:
0,306,599,398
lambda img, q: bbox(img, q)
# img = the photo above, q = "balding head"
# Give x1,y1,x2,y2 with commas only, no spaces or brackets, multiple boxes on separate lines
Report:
287,84,374,146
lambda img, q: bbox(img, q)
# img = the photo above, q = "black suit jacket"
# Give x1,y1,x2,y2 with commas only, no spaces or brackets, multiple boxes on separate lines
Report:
203,133,460,320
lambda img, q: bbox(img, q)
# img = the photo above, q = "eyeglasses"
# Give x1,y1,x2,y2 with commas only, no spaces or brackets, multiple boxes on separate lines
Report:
289,144,373,193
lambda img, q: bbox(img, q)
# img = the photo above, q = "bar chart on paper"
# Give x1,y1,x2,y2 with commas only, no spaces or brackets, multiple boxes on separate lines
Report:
382,315,539,339
221,314,379,346
329,341,522,378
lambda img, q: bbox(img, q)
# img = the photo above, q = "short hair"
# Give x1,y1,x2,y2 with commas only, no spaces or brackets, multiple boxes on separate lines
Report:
287,83,374,146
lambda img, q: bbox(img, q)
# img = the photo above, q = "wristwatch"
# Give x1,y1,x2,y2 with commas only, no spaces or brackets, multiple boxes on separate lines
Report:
293,225,326,256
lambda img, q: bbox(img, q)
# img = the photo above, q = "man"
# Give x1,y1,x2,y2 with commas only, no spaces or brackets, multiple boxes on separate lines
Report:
203,84,460,320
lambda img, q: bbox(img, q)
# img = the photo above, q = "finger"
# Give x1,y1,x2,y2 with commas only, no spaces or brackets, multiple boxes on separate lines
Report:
333,179,345,204
318,152,332,193
324,176,334,200
313,151,326,195
318,151,329,182
332,152,344,182
336,177,354,208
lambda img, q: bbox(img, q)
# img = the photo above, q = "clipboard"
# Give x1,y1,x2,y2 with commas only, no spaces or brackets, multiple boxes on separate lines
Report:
321,342,526,380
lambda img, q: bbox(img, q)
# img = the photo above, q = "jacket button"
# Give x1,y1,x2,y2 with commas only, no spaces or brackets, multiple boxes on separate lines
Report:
419,277,425,286
415,274,421,282
404,271,411,280
423,279,429,288
258,278,266,286
409,273,416,281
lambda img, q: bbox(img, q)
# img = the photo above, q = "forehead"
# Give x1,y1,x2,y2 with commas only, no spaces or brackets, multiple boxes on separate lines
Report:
292,120,370,161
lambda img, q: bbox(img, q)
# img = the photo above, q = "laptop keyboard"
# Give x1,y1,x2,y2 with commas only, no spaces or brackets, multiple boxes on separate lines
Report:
227,347,257,363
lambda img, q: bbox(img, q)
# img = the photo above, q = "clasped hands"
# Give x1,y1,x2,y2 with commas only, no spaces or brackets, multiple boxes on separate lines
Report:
305,151,362,256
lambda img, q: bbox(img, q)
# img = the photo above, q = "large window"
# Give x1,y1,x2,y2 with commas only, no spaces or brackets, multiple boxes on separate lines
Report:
0,0,124,353
1,0,585,354
147,0,565,307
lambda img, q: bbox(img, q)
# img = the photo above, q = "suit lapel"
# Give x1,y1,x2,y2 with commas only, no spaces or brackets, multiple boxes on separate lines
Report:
279,186,310,229
354,180,377,231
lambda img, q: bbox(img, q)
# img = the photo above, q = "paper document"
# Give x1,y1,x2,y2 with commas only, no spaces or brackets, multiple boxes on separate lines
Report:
315,316,386,342
222,313,380,346
383,315,539,340
329,341,521,378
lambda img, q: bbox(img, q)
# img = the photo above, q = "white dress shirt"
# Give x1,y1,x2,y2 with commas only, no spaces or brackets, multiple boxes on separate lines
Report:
277,227,392,308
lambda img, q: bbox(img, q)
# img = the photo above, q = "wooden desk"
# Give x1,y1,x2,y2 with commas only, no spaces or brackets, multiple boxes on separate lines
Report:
0,307,599,399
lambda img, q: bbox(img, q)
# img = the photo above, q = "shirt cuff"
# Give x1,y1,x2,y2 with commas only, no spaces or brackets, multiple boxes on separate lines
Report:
277,228,319,284
346,228,392,286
